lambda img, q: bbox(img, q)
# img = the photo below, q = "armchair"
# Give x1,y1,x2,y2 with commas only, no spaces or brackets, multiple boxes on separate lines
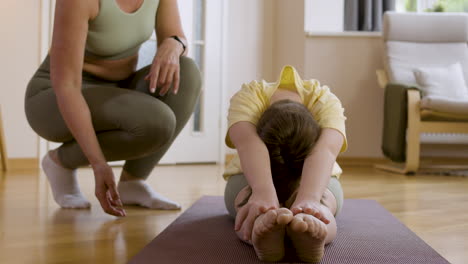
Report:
377,12,468,174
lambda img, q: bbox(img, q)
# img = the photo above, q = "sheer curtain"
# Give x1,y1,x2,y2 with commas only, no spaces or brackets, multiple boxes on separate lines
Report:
344,0,396,31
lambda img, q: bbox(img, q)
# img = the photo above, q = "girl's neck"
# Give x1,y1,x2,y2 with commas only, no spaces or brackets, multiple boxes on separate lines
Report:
270,89,301,106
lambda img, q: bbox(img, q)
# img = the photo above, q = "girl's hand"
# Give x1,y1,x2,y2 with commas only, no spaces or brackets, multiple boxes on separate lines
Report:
234,191,279,242
145,37,184,96
93,163,126,217
290,199,329,224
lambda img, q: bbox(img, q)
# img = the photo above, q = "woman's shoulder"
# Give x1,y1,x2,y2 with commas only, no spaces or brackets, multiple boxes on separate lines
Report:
55,0,99,19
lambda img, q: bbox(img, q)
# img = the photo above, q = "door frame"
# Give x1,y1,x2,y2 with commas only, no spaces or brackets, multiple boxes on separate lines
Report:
38,0,227,167
38,0,53,166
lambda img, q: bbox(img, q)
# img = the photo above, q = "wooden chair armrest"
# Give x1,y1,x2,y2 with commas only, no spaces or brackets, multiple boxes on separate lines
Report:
407,89,421,125
376,69,389,89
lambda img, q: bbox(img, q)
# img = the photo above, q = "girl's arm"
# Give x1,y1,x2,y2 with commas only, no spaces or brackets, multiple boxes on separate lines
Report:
50,0,124,216
230,122,276,195
291,128,344,223
229,121,279,241
146,0,187,95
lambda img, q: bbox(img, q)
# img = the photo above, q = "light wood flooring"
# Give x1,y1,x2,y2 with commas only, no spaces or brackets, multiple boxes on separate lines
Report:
0,165,467,264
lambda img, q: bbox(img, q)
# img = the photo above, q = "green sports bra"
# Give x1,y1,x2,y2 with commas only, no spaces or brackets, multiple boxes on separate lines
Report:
86,0,160,60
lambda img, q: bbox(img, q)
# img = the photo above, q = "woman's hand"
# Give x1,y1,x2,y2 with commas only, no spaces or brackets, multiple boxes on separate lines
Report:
93,163,126,217
290,199,330,224
234,191,279,242
145,37,184,96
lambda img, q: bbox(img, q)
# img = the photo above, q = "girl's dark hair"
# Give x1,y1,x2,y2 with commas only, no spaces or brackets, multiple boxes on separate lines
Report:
257,99,321,204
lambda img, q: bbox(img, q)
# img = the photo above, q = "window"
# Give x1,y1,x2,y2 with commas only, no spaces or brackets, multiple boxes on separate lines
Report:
396,0,468,12
304,0,394,33
304,0,345,33
304,0,467,34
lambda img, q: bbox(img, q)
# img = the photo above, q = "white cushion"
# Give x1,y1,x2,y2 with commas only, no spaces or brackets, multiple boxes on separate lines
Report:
388,62,421,86
421,95,468,115
385,42,468,84
413,63,468,101
383,12,468,43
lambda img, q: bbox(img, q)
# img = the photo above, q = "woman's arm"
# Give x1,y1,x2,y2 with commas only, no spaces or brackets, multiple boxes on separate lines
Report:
50,0,124,217
229,122,279,241
156,0,188,55
291,128,344,223
146,0,187,96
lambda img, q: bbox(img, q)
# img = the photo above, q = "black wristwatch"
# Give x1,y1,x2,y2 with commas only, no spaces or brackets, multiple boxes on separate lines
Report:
170,36,186,55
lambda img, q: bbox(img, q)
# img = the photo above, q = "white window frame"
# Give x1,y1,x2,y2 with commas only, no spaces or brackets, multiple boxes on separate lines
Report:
38,0,55,162
190,0,206,134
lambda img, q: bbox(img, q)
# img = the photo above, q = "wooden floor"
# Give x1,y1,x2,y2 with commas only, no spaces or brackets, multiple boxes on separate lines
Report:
1,165,467,264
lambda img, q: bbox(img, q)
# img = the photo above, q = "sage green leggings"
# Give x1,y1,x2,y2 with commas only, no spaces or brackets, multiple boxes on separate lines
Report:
224,174,344,219
25,55,201,178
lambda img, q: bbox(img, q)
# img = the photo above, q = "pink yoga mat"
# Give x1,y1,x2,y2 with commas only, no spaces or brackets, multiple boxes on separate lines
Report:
129,196,449,264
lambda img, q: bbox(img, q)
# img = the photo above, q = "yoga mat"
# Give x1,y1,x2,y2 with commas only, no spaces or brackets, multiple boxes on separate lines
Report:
129,196,449,264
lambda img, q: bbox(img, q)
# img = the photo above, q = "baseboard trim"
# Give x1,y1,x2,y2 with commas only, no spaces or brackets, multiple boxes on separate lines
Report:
336,157,387,167
225,154,385,167
224,154,467,168
4,158,39,170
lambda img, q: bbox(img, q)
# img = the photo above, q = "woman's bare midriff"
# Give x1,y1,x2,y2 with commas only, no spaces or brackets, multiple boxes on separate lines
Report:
83,53,140,81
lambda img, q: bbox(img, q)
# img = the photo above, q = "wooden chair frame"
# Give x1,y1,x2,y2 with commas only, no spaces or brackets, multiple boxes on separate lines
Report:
375,70,468,174
0,106,8,171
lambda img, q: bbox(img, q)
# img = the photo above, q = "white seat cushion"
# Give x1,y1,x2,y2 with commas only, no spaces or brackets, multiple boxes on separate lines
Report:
420,95,468,115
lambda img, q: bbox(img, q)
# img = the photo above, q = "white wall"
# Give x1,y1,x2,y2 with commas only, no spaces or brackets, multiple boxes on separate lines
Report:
0,0,40,158
305,36,385,157
223,0,268,154
305,0,344,33
271,0,306,77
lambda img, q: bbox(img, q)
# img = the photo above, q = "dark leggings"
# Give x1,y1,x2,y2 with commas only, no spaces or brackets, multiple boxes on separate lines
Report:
25,55,202,178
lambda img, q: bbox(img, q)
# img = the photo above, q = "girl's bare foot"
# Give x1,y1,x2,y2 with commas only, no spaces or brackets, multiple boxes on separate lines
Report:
287,213,328,263
252,208,293,262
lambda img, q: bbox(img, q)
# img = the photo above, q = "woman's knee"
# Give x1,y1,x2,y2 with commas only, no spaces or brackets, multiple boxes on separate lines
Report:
25,94,73,143
134,102,176,152
179,56,202,96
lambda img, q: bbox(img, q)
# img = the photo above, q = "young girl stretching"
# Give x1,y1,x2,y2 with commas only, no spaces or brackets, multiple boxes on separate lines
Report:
223,66,347,262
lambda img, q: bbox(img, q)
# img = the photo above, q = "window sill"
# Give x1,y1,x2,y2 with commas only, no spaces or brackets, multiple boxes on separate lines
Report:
306,31,382,38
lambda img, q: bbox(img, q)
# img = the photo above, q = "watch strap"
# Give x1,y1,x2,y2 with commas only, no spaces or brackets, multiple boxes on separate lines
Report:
170,35,186,55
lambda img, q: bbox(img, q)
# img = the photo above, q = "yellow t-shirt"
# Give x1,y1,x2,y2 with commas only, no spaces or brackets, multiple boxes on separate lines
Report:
223,66,347,180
